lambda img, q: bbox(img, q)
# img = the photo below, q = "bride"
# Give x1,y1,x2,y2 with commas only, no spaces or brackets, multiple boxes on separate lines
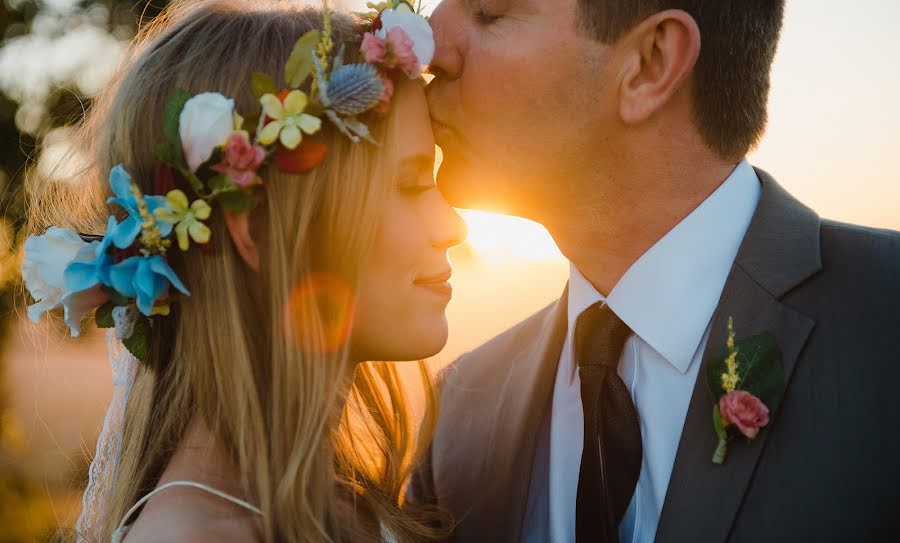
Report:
21,0,463,541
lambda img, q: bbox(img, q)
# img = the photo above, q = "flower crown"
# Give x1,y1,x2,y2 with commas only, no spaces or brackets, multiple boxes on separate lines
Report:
21,1,433,361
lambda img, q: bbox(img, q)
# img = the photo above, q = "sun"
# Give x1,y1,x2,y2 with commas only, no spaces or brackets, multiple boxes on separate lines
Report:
459,210,563,262
431,146,563,263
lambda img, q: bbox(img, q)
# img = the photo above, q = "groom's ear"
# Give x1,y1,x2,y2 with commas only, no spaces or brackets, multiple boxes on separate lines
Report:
616,9,700,125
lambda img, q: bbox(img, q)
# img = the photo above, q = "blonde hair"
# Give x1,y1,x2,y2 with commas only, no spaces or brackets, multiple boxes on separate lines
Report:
25,1,446,541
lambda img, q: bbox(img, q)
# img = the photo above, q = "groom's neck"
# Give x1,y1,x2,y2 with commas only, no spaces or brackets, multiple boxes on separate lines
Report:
544,152,738,296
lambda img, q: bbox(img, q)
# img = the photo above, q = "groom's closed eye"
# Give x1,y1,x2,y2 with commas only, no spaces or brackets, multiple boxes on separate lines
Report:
469,0,500,23
474,7,500,25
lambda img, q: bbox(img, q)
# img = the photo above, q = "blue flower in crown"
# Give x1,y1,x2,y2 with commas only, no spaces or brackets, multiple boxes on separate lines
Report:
63,216,190,316
63,216,118,293
107,165,173,249
107,255,189,316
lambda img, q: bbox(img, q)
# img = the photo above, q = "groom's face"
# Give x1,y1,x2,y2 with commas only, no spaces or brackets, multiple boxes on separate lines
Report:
427,0,618,217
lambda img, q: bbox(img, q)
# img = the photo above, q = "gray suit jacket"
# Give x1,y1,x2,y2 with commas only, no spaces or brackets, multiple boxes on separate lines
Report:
409,169,900,542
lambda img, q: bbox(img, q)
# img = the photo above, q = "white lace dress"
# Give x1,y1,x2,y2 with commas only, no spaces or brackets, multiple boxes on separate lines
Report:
111,481,400,543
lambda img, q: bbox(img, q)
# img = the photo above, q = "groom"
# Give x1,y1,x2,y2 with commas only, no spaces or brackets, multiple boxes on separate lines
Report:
412,1,900,542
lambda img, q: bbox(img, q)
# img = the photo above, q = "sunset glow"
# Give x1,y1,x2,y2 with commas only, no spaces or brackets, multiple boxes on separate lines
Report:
460,210,563,262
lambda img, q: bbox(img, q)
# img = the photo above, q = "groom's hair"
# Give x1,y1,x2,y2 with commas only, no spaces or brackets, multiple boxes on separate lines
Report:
577,0,785,160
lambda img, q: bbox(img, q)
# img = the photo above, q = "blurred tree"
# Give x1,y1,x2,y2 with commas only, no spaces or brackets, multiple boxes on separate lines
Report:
0,1,169,539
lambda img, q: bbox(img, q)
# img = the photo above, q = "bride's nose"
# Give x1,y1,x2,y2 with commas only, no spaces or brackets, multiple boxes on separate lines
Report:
431,195,468,251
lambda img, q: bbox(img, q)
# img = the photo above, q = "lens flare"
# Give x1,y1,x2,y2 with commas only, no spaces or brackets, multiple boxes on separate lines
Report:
283,271,356,353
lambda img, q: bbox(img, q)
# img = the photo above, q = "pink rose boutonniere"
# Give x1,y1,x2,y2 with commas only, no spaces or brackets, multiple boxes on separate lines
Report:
719,390,769,439
707,317,784,464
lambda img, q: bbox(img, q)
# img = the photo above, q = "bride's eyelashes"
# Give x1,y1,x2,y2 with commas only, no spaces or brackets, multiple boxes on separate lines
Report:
398,182,436,197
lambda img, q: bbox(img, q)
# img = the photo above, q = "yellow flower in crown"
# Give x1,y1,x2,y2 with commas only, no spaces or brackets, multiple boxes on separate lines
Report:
258,90,323,149
154,189,212,251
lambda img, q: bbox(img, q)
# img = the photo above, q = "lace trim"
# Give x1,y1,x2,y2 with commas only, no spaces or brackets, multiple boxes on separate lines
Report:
76,331,138,543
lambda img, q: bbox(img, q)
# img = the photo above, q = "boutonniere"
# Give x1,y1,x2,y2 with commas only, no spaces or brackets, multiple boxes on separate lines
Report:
706,317,784,464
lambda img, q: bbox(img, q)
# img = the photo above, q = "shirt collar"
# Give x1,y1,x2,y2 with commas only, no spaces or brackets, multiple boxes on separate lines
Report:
567,160,761,374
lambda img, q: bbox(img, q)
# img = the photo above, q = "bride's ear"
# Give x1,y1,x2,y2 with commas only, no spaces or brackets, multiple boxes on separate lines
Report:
223,209,260,272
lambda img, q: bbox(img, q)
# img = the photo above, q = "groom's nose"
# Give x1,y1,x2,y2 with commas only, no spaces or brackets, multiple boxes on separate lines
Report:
428,0,465,81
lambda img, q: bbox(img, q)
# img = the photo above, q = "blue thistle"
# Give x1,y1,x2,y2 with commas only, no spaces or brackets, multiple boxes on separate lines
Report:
325,64,384,117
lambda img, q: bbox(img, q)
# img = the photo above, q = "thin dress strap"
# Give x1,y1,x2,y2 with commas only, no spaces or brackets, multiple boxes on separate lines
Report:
112,480,262,541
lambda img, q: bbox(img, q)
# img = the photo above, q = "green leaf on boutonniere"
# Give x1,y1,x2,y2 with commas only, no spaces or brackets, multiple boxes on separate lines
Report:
706,331,784,410
285,30,321,89
122,314,151,363
712,403,729,464
705,324,785,464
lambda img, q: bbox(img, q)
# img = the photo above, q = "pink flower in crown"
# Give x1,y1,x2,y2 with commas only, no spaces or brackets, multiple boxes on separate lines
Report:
718,390,770,439
375,8,434,78
361,27,423,80
385,27,419,78
374,71,395,116
361,32,387,64
212,131,266,187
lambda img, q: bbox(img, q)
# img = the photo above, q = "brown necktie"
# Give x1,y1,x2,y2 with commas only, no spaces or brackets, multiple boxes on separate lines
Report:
574,302,642,543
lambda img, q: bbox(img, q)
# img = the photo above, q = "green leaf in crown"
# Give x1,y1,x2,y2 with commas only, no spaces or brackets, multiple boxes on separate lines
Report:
163,89,192,168
122,314,152,363
285,30,321,90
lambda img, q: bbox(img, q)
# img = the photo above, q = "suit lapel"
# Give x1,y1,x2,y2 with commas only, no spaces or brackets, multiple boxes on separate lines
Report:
500,289,568,542
454,288,568,542
655,170,822,542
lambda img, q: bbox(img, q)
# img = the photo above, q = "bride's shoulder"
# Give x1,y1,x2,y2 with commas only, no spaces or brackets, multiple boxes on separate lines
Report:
119,485,261,543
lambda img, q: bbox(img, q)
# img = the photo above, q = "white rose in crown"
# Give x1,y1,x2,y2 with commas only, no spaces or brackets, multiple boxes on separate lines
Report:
179,92,235,172
376,8,435,73
22,227,107,336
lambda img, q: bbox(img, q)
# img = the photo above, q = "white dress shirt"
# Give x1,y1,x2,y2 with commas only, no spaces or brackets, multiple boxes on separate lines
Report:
526,160,761,543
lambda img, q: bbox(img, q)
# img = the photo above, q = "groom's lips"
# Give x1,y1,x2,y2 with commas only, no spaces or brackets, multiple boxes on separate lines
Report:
431,117,455,144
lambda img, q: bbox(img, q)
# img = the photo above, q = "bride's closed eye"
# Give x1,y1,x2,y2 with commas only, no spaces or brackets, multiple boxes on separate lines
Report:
397,183,435,196
398,182,435,197
396,153,436,196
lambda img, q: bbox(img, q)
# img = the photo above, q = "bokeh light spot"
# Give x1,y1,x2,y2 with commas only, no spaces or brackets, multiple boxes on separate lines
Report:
283,271,356,353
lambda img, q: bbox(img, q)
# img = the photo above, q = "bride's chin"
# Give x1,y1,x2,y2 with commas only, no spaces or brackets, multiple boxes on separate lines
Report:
349,313,449,363
401,315,449,361
395,314,450,362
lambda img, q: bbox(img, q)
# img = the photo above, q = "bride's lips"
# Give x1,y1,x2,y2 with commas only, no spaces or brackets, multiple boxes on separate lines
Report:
414,270,453,298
